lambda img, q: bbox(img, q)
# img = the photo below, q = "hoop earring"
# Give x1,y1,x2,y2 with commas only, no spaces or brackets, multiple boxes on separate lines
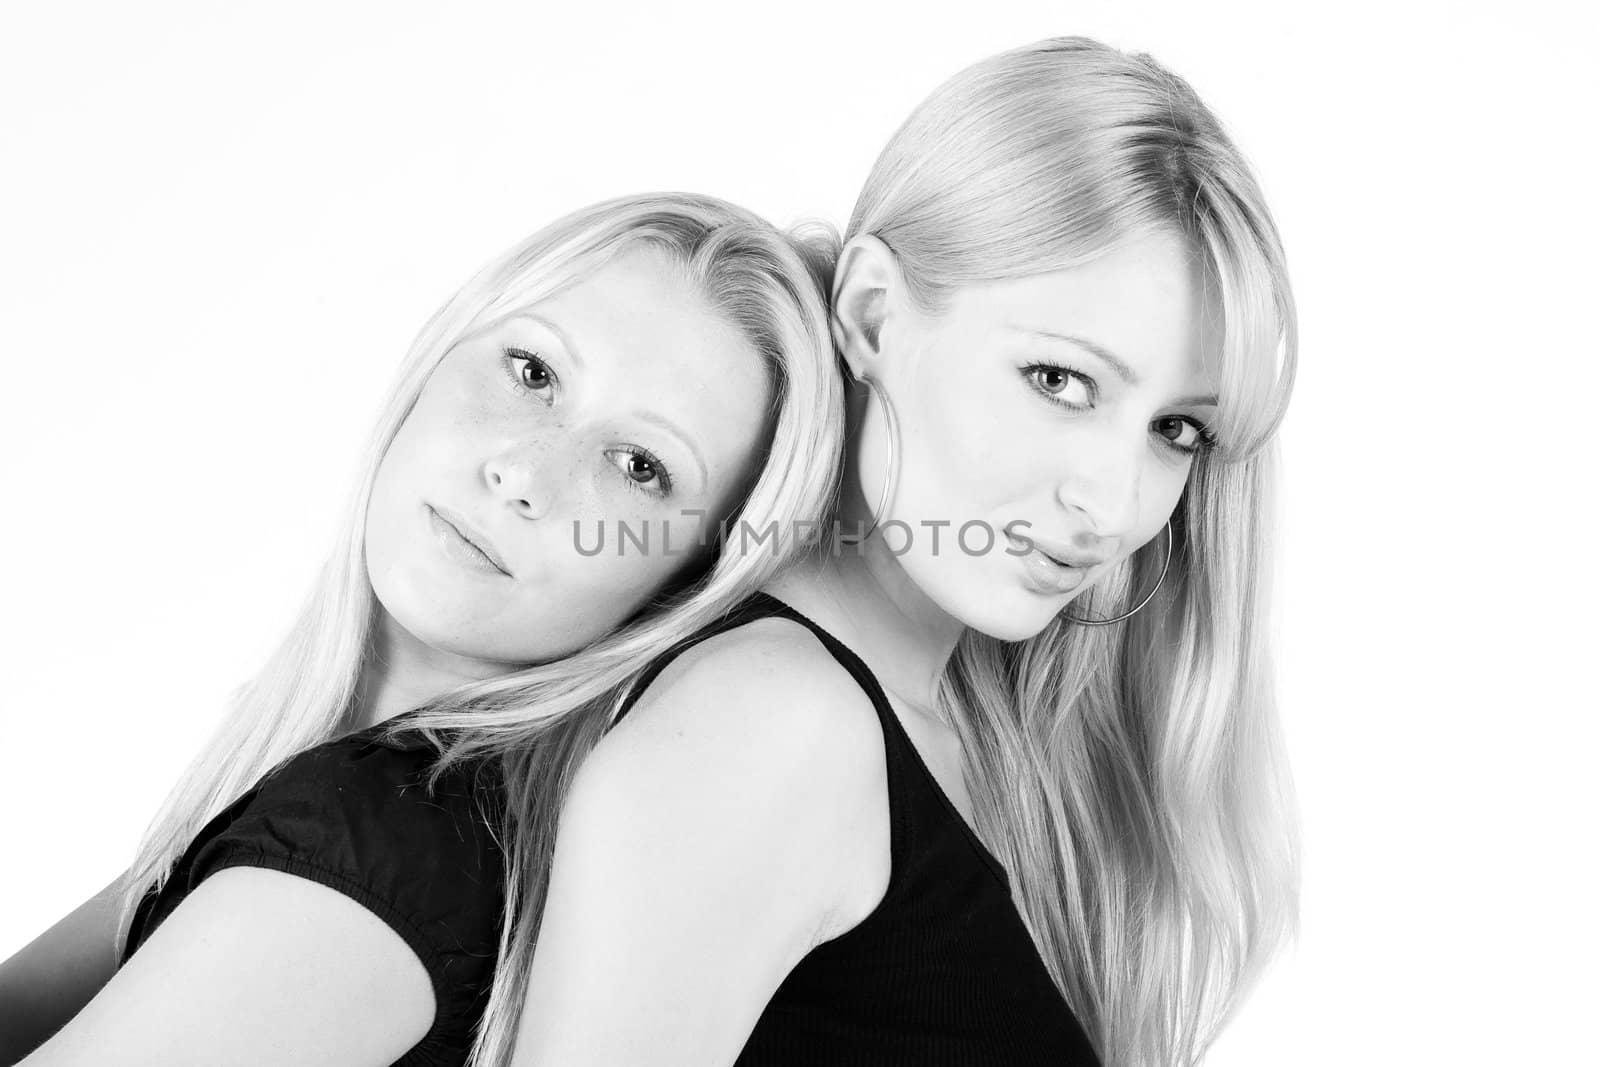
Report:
840,373,901,546
1061,518,1174,626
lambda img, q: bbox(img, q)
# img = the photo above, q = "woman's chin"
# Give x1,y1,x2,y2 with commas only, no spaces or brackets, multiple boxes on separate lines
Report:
930,582,1065,644
963,606,1061,644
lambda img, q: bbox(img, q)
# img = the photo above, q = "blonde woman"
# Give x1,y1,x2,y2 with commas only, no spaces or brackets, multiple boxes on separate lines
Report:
2,192,845,1065
514,39,1298,1067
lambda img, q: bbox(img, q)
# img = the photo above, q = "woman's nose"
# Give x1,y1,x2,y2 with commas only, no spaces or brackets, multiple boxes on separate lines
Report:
483,452,557,520
1053,430,1143,544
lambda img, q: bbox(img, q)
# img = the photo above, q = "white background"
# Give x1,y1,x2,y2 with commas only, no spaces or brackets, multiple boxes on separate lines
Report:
2,2,1596,1063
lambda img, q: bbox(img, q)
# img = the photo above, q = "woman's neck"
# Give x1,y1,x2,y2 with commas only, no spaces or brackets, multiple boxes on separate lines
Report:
768,529,966,719
353,610,516,731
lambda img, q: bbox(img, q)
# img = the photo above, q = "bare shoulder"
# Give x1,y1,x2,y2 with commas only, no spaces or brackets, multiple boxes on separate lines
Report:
560,613,891,938
590,613,887,797
515,616,891,1064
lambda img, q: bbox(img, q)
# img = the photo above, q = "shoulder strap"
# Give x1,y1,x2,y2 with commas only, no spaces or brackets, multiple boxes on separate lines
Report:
615,590,904,738
741,591,902,730
749,591,1013,889
612,593,795,725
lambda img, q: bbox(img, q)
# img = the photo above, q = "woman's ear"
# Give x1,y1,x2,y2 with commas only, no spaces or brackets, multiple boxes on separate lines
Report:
831,235,901,379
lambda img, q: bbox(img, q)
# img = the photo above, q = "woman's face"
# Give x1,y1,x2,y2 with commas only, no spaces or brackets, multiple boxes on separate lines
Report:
366,245,772,664
856,231,1221,641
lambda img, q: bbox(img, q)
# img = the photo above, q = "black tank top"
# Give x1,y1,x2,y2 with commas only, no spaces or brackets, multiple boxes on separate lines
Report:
617,590,1102,1066
121,726,504,1066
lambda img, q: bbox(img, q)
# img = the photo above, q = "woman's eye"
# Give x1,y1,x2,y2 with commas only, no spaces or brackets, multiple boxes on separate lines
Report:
504,347,556,398
605,448,673,495
1023,363,1093,406
1153,415,1217,456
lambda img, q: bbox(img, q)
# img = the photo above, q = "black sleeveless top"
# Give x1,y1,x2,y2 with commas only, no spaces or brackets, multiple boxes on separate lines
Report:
618,591,1102,1066
120,592,1099,1064
121,725,505,1066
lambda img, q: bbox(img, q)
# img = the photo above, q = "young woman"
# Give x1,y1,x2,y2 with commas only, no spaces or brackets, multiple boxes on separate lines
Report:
513,38,1299,1067
2,192,845,1065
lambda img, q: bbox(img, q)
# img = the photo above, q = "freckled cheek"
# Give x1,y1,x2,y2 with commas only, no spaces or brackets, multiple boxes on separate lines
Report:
447,406,591,500
397,375,508,471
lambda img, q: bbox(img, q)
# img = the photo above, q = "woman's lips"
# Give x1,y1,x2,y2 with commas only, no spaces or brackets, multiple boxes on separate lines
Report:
1008,532,1092,596
426,504,513,577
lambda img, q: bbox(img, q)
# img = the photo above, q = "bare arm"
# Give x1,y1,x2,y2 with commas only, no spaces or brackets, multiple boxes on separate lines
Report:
511,620,891,1067
17,866,434,1067
0,876,125,1065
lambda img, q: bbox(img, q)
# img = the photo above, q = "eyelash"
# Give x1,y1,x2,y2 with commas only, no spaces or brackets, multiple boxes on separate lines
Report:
609,446,674,496
501,346,675,496
1018,361,1219,457
503,346,558,400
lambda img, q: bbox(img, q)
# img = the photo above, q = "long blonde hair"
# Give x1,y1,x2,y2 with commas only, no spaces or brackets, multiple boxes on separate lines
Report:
119,192,846,1066
847,38,1299,1066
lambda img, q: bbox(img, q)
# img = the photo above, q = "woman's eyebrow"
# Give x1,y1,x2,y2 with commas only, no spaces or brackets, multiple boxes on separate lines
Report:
634,409,708,486
507,312,708,485
516,312,585,368
1010,325,1217,406
1010,324,1139,385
